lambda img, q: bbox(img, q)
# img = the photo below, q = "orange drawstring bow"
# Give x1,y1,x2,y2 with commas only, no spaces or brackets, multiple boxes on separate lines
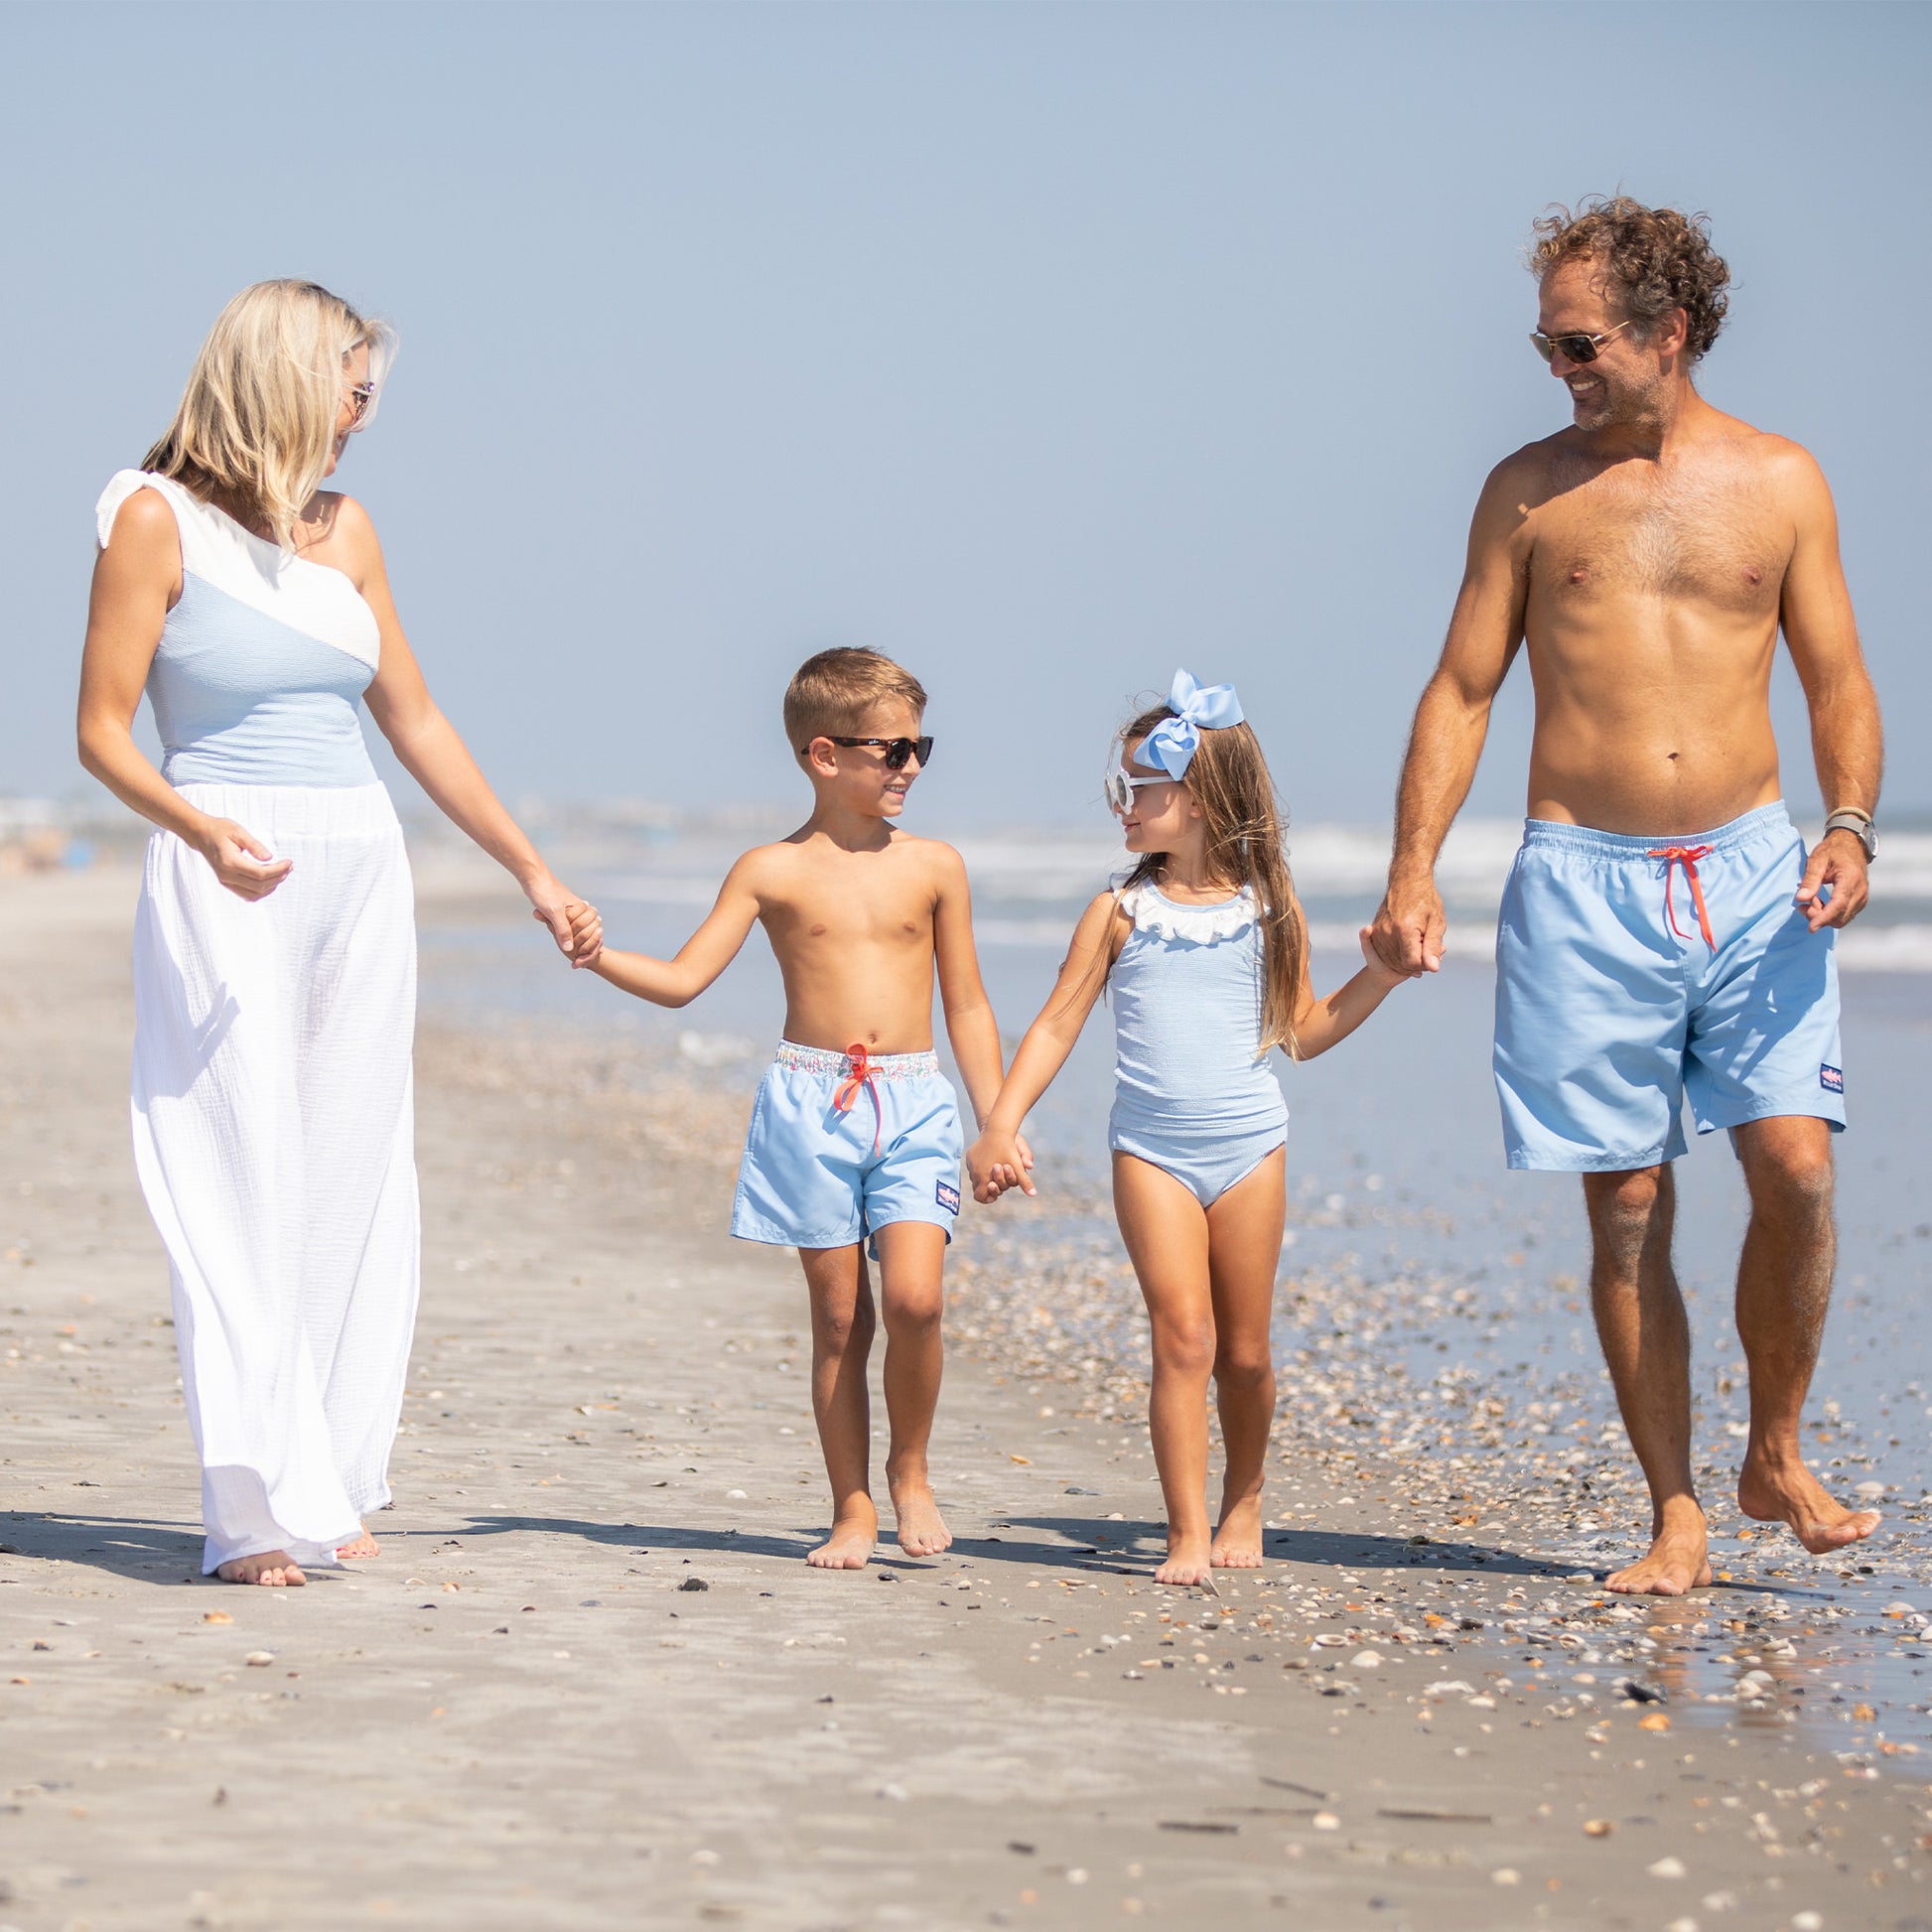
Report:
832,1042,883,1153
1647,844,1717,950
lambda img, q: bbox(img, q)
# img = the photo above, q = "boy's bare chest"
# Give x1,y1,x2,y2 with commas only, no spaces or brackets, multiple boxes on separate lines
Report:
1530,461,1789,616
762,880,934,951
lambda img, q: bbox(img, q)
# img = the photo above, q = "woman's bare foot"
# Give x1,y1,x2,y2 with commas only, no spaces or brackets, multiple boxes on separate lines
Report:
215,1551,307,1587
808,1499,879,1570
1155,1529,1214,1587
1210,1495,1265,1569
1738,1451,1882,1554
1606,1518,1712,1596
336,1525,380,1560
887,1464,952,1559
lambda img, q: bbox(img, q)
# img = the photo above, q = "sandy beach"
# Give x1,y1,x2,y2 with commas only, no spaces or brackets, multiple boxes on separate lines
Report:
4,862,1931,1932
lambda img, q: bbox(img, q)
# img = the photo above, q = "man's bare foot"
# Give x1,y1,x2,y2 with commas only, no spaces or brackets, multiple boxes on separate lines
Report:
1606,1521,1712,1596
808,1500,878,1570
887,1466,952,1559
1210,1495,1265,1569
214,1551,307,1587
1738,1452,1882,1555
336,1525,380,1560
1155,1529,1214,1587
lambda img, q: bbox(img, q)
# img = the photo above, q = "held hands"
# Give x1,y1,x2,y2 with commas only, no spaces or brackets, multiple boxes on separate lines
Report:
195,817,294,901
1356,925,1413,990
966,1128,1035,1203
1795,829,1870,932
1368,875,1446,978
525,872,604,967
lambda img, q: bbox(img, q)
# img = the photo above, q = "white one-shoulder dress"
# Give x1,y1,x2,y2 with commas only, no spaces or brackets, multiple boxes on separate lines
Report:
96,471,419,1575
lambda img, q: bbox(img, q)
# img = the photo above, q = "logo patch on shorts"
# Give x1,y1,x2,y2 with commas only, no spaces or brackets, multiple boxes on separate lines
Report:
935,1180,961,1215
1820,1063,1844,1093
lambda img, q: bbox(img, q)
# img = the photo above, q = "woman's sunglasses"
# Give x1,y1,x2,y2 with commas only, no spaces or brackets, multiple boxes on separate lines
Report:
345,380,377,425
1103,764,1176,816
820,735,934,770
1529,318,1636,365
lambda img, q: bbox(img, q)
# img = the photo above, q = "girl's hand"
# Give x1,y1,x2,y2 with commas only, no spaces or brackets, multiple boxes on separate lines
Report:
1358,925,1412,989
194,818,294,901
967,1129,1035,1203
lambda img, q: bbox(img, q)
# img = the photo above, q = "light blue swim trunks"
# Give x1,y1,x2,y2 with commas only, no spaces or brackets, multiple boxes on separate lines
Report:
1494,802,1844,1172
731,1041,965,1250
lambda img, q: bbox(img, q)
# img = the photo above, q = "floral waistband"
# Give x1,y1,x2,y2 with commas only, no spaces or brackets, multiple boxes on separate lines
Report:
773,1040,941,1080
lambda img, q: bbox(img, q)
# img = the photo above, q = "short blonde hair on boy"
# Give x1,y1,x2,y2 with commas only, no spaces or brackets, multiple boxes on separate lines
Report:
784,648,928,763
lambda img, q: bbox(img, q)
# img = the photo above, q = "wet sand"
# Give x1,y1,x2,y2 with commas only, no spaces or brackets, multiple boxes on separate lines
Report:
3,865,1930,1931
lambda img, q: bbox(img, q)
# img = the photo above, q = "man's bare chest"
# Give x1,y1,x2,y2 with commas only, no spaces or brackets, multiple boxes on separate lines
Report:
1531,472,1790,616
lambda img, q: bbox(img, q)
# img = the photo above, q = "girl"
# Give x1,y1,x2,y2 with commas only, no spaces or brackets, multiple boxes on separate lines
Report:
966,671,1405,1586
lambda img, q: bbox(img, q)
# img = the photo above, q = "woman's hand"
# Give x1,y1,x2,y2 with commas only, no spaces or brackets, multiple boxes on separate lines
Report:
195,818,294,901
525,873,603,968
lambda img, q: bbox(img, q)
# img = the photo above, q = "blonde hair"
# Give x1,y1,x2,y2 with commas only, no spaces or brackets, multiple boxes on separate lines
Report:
142,279,395,546
783,647,928,764
1118,701,1309,1059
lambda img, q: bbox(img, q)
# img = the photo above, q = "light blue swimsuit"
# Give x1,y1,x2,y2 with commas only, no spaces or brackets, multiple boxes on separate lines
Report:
1107,879,1289,1205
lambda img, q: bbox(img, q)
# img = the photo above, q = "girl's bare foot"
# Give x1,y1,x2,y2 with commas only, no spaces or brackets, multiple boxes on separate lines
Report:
336,1525,380,1560
215,1551,307,1587
1738,1452,1881,1554
808,1499,878,1570
1155,1529,1214,1587
1210,1495,1265,1568
1606,1518,1712,1596
887,1461,952,1558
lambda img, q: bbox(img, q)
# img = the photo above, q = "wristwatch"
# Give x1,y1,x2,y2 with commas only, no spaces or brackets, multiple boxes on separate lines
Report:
1823,807,1878,863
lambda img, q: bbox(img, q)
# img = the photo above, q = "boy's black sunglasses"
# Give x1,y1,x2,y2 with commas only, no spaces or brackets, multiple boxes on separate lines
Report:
817,735,934,770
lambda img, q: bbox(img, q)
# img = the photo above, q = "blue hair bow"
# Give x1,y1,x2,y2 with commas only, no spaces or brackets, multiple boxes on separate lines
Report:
1139,668,1245,780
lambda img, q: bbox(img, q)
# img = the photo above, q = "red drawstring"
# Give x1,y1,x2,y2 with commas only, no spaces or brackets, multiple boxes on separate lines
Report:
1647,844,1717,950
832,1041,883,1153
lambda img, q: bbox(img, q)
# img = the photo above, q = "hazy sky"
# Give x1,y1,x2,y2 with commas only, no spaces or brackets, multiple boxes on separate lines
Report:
6,2,1926,831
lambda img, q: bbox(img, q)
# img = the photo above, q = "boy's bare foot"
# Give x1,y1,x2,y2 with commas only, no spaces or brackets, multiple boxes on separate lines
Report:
1210,1496,1265,1569
887,1463,952,1558
808,1500,878,1570
1738,1451,1881,1554
214,1551,307,1587
336,1525,380,1560
1606,1518,1712,1596
1155,1529,1214,1587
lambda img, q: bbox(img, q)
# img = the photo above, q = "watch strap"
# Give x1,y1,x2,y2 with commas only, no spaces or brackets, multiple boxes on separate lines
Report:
1823,809,1877,859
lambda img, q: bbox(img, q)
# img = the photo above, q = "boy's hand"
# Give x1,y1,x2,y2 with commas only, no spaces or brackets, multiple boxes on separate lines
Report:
967,1129,1035,1203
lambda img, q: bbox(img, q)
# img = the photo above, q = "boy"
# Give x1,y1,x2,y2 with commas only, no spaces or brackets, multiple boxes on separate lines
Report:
590,647,1017,1569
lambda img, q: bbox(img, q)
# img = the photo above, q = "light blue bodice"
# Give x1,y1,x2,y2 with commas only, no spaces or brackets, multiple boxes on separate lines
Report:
1109,880,1289,1132
96,472,381,789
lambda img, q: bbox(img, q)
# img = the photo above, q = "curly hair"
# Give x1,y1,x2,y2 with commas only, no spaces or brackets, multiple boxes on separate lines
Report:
1530,197,1731,361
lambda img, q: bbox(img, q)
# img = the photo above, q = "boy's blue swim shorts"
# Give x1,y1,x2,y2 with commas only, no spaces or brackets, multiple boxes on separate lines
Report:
731,1040,965,1250
1493,802,1845,1172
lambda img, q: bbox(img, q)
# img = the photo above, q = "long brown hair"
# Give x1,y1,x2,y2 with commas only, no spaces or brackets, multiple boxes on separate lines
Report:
1119,701,1308,1058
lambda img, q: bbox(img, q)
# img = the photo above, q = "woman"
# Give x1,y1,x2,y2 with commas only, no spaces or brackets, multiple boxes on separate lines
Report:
77,280,601,1587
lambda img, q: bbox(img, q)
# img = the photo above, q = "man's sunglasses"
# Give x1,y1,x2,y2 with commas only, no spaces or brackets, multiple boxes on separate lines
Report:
1529,318,1636,365
817,735,934,771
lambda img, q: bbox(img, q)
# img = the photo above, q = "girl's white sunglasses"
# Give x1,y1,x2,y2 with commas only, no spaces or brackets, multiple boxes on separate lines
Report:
1104,764,1176,816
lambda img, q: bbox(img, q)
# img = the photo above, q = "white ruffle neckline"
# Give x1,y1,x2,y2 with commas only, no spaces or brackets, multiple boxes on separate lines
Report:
1113,874,1259,944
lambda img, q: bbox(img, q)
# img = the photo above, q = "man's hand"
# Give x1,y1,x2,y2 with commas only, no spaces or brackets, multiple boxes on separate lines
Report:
1795,829,1870,932
1368,874,1447,977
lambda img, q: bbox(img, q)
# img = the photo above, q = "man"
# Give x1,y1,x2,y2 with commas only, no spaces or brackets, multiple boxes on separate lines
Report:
1371,198,1884,1596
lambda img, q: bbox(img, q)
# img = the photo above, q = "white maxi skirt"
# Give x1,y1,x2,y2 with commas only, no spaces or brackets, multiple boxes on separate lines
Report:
131,782,419,1573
